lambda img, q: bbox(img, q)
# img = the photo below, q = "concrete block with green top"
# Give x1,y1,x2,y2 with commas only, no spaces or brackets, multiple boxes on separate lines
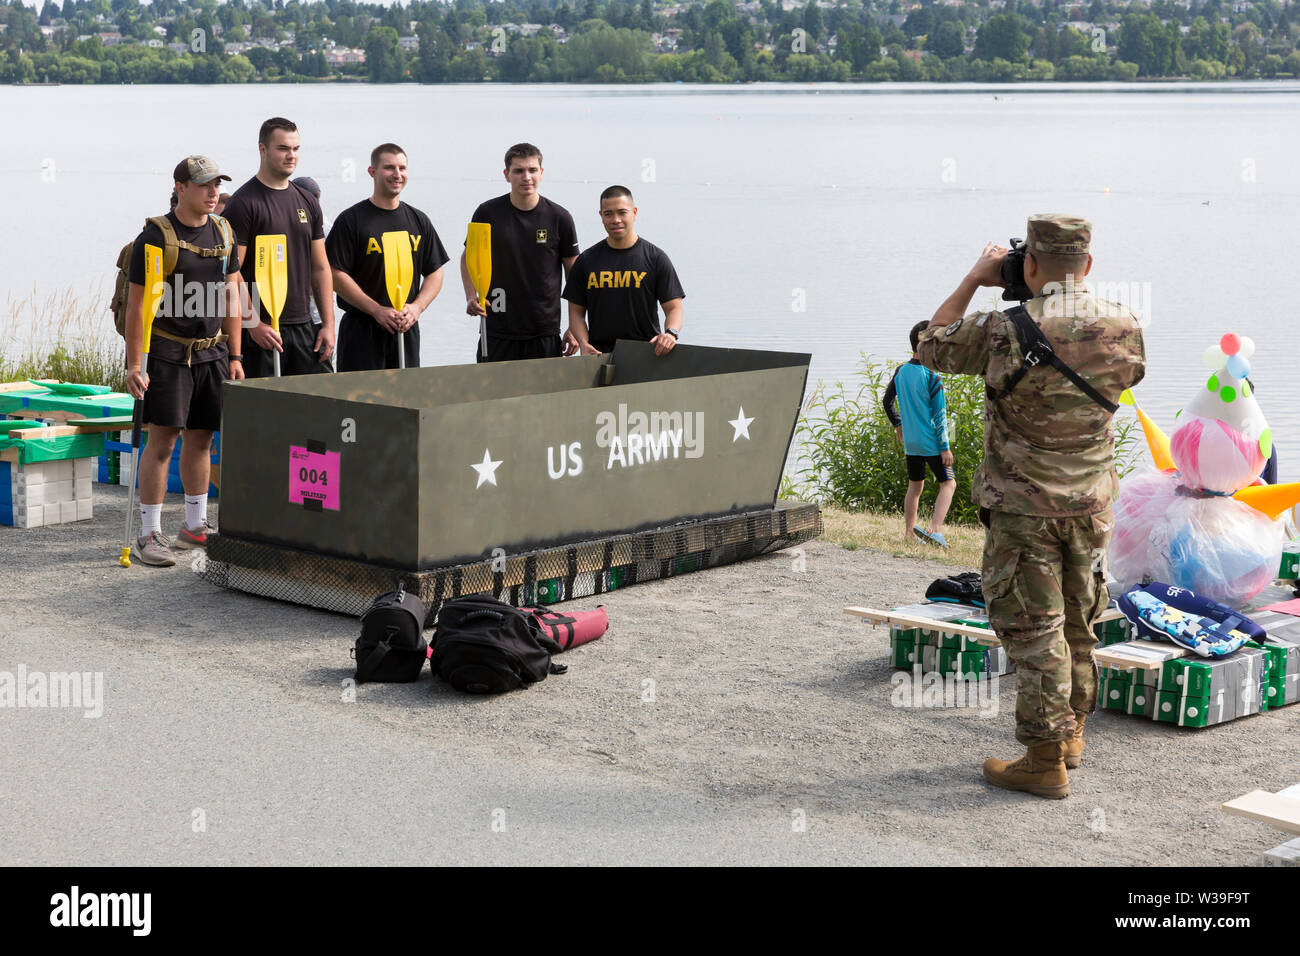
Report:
1126,678,1156,717
1155,689,1224,727
890,628,919,669
1095,615,1132,647
1100,669,1131,711
1280,544,1300,580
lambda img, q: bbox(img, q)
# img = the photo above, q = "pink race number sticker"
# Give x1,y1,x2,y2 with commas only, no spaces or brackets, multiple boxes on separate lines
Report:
289,445,340,511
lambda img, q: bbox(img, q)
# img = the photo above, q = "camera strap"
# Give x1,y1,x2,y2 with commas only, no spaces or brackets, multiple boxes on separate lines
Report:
987,305,1118,414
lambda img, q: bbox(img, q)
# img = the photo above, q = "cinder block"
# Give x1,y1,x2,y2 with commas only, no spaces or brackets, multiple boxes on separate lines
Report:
1264,838,1300,867
15,464,44,487
76,498,92,521
74,477,91,499
59,500,78,524
73,457,92,479
16,505,43,528
51,460,73,481
48,479,74,503
15,484,44,506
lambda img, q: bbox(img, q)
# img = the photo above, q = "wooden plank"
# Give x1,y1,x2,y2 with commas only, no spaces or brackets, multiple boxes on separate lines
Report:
845,604,1124,651
0,425,83,440
843,606,1000,645
0,381,50,394
1095,642,1188,672
1222,790,1300,836
63,418,134,433
0,448,18,463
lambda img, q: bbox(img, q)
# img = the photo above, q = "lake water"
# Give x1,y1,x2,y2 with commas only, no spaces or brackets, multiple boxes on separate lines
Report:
2,82,1298,479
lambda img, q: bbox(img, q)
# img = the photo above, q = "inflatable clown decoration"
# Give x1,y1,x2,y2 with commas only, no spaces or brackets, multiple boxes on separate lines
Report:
1109,333,1300,608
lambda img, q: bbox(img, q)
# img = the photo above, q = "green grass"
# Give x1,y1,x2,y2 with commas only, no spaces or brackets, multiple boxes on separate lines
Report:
0,286,126,392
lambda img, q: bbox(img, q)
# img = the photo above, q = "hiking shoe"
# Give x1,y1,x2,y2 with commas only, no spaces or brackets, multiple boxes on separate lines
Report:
172,518,217,551
983,741,1070,799
133,531,176,567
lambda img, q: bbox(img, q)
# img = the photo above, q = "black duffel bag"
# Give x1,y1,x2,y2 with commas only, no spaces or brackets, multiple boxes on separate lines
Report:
353,586,429,683
431,593,566,694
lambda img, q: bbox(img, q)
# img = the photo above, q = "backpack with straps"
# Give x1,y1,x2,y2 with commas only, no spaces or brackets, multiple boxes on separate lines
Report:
431,594,566,694
986,304,1118,414
109,213,234,337
352,586,429,683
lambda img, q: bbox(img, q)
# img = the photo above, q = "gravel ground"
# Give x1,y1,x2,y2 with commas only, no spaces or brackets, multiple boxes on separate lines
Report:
3,483,1297,866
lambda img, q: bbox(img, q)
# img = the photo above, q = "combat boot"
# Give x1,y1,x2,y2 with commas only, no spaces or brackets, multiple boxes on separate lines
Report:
982,741,1070,799
1063,714,1086,770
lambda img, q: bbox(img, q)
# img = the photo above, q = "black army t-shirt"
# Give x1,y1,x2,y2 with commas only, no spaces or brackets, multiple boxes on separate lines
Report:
468,195,579,339
223,177,324,326
128,212,240,365
562,238,685,352
325,200,450,318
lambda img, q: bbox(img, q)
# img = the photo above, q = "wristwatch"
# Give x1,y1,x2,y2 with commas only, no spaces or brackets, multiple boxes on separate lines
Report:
229,355,243,362
664,328,679,339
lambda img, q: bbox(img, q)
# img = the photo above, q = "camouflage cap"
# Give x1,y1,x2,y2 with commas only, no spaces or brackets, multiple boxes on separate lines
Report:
1026,214,1091,256
173,155,231,186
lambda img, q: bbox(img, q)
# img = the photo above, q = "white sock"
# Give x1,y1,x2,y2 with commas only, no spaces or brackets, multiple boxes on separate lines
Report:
184,493,208,530
140,503,162,536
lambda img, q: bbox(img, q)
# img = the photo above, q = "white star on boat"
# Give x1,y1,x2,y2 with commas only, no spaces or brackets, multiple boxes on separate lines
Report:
472,448,503,488
729,407,755,442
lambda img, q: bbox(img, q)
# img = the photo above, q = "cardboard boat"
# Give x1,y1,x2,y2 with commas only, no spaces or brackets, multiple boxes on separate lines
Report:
218,341,813,572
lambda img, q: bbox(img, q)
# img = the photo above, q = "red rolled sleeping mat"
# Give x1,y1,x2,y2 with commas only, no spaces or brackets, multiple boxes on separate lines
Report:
527,606,609,651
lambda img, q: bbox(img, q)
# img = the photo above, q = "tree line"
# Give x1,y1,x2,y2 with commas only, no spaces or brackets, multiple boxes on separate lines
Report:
2,0,1298,84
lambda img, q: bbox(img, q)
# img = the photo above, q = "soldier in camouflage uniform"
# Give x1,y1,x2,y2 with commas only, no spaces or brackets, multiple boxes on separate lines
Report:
917,215,1145,799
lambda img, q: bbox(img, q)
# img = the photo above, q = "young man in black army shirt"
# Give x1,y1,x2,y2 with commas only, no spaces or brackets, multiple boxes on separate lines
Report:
223,116,336,376
326,144,450,371
459,143,579,362
562,186,685,356
124,155,242,567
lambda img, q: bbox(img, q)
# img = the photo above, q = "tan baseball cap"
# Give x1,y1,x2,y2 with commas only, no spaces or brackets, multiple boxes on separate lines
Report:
173,155,232,186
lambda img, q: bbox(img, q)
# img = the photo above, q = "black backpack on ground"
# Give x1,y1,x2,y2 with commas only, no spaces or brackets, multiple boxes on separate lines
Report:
925,572,985,608
353,586,429,683
431,593,565,694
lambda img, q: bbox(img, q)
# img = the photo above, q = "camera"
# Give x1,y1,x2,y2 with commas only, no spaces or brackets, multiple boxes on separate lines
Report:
1000,237,1032,303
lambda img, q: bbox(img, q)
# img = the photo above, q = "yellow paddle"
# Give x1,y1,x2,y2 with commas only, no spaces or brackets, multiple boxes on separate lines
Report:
254,234,288,376
122,242,164,567
382,230,414,369
466,222,492,359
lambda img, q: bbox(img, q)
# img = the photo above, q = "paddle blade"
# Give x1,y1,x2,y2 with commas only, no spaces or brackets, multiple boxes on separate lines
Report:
254,234,288,331
142,242,164,353
1233,482,1300,521
466,222,492,308
1134,405,1176,472
382,230,414,311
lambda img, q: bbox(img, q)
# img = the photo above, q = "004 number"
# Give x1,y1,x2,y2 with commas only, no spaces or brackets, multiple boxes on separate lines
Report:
298,467,329,486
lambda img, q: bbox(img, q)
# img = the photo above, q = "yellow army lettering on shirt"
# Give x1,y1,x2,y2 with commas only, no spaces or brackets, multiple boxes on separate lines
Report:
364,234,423,254
587,270,647,290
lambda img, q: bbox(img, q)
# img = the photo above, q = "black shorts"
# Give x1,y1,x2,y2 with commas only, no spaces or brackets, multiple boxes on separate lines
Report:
242,321,332,378
476,333,563,363
142,356,226,432
336,313,419,372
906,454,955,483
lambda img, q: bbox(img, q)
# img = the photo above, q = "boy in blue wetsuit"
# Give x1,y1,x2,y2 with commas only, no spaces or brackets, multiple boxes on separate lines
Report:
884,321,957,547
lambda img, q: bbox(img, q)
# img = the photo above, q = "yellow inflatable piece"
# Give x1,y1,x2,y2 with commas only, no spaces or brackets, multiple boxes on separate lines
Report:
1134,404,1176,472
1233,482,1300,521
